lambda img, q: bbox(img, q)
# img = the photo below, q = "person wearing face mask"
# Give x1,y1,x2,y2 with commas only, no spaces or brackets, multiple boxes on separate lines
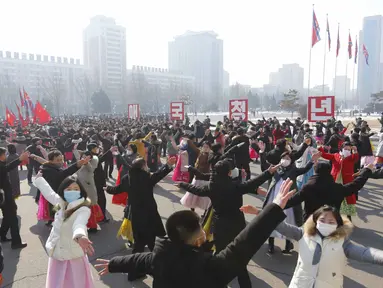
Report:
241,205,383,288
97,131,114,180
282,162,373,221
176,160,278,288
73,144,103,233
358,126,376,167
96,178,294,288
181,141,212,211
111,144,138,207
265,138,310,167
293,135,318,190
318,142,359,221
36,150,90,225
104,157,176,281
33,174,95,288
260,148,321,254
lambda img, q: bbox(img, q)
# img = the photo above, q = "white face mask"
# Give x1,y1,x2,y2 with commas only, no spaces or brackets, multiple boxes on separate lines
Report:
126,150,133,155
280,158,291,167
341,149,351,158
230,168,239,178
316,222,337,237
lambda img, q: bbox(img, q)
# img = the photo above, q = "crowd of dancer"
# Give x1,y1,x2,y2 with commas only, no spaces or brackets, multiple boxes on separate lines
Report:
0,113,383,287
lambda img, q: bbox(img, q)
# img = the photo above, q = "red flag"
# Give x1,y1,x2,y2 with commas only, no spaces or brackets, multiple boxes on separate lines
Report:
312,9,321,47
6,107,17,127
15,102,28,127
348,31,353,59
34,101,51,124
19,89,24,107
363,44,369,65
336,25,340,57
326,16,331,51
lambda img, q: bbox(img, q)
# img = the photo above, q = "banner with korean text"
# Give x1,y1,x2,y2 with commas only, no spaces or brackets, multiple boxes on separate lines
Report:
128,104,140,120
229,99,248,121
170,102,185,121
308,96,335,122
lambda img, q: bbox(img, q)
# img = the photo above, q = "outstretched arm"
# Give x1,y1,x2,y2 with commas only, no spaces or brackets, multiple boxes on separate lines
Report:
274,220,304,241
33,177,64,206
150,164,173,186
344,239,383,265
237,170,272,195
178,182,210,197
212,204,286,285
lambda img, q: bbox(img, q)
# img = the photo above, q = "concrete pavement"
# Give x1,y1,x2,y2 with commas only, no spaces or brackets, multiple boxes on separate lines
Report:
1,164,383,288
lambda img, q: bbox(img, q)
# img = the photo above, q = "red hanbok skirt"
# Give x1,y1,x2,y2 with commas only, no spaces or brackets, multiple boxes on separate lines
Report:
112,166,128,206
87,205,104,228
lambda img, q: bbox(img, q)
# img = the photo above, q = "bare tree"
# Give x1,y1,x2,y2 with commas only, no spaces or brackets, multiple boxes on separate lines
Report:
72,73,97,115
41,71,65,116
0,73,17,112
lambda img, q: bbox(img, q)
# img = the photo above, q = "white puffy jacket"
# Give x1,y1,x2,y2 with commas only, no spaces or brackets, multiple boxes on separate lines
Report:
33,177,91,261
276,216,383,288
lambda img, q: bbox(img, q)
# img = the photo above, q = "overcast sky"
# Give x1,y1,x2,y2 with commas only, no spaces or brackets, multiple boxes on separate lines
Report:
0,0,382,89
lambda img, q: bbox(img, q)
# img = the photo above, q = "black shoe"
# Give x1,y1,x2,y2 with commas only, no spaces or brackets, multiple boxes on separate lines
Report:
11,242,27,249
282,241,294,254
88,228,98,234
99,218,110,224
1,237,11,243
28,181,33,185
45,220,53,227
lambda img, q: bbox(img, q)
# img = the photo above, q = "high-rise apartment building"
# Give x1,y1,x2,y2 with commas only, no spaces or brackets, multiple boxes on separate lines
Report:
83,15,126,104
357,15,383,107
268,64,304,100
168,31,223,103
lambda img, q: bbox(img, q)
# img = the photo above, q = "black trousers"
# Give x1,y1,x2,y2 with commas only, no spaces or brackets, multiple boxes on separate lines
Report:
0,206,22,245
104,157,114,178
132,234,156,253
97,187,107,218
161,142,167,157
215,221,251,288
237,162,251,180
27,164,39,182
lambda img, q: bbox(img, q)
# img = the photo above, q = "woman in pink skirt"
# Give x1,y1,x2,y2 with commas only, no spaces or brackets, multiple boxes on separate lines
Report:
180,141,211,210
33,173,95,288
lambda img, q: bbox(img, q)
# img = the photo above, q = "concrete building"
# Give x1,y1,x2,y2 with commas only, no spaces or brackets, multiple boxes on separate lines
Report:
83,15,126,104
168,31,224,102
357,15,383,108
268,64,304,100
223,70,230,91
127,65,195,94
333,75,351,107
0,51,86,114
310,84,331,96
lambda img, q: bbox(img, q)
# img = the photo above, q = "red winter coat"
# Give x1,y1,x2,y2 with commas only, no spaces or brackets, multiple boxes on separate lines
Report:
318,147,359,204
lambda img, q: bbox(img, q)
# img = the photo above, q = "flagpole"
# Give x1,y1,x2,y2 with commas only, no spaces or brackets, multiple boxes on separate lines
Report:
344,29,349,110
322,14,328,95
334,23,339,101
307,4,314,99
352,35,357,111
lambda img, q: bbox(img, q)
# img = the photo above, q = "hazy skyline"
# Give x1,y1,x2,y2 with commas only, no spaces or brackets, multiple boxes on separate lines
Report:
1,0,382,90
